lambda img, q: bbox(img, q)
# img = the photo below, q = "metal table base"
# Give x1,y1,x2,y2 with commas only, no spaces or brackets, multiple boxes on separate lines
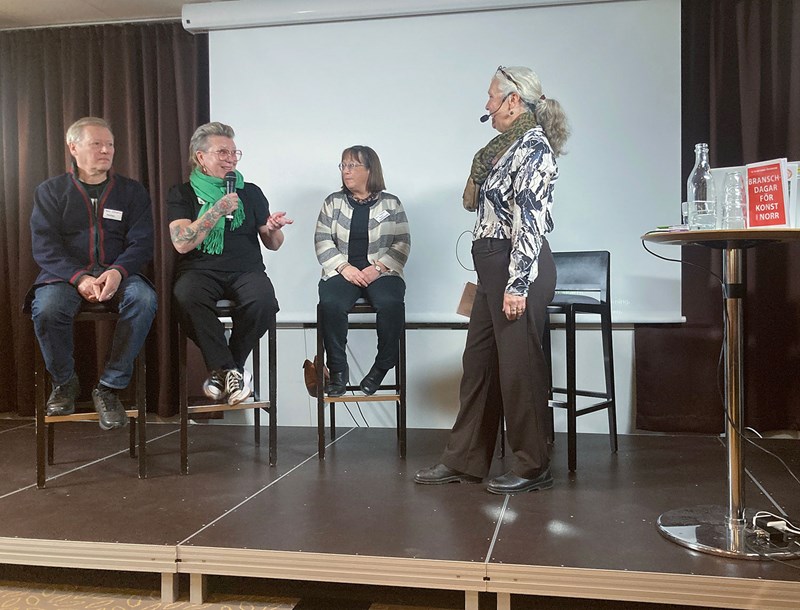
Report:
658,505,800,559
643,231,800,560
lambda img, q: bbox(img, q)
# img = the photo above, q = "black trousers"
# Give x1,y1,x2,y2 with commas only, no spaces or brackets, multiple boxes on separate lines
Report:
318,274,405,373
173,269,279,372
441,238,556,479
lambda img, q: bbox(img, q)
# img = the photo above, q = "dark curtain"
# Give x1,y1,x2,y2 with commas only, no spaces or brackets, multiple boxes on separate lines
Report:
636,0,800,432
0,22,209,417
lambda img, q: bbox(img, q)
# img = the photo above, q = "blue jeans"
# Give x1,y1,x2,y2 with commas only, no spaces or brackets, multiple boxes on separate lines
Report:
31,276,157,388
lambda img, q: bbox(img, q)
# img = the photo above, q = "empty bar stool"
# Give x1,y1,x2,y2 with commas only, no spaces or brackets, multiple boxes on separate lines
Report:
177,299,277,474
28,301,147,489
546,250,617,472
315,300,406,459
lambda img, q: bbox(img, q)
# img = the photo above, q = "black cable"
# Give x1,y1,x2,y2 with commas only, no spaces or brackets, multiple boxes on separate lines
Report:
342,400,362,427
744,537,800,568
341,387,370,428
456,230,475,272
357,403,370,427
715,280,800,492
640,238,723,286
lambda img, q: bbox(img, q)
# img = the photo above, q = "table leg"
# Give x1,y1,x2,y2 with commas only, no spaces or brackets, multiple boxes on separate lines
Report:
657,247,800,559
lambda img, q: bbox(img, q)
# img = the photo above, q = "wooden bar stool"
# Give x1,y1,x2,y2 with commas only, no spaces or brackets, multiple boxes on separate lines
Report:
29,302,147,489
177,299,277,474
315,300,406,459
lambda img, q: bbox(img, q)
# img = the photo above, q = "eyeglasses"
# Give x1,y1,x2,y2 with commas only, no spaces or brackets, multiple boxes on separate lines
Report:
338,162,365,171
207,148,243,161
497,66,521,91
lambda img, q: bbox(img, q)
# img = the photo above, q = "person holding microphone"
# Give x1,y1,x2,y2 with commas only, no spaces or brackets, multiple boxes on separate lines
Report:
168,121,292,405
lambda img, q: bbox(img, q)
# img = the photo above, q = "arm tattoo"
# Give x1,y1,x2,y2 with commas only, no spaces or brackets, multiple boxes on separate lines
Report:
172,224,198,245
171,209,221,245
197,212,220,233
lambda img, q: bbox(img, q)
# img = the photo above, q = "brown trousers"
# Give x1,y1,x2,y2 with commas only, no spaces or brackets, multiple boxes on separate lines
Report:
441,238,555,479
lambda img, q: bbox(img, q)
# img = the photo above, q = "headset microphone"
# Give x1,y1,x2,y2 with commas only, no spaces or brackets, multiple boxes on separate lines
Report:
224,171,236,220
479,93,510,123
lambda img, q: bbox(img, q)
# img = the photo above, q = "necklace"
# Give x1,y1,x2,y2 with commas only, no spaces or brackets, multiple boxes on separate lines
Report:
348,191,377,204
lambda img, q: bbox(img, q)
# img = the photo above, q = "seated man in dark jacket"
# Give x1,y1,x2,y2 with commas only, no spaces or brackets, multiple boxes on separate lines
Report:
29,117,157,430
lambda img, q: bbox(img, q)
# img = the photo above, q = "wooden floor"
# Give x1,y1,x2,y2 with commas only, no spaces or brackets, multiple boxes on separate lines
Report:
0,418,798,609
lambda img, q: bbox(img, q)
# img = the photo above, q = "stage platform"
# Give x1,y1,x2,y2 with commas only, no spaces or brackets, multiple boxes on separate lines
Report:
0,418,798,609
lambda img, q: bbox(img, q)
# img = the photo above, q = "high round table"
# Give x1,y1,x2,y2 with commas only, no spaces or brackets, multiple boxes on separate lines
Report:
642,228,800,559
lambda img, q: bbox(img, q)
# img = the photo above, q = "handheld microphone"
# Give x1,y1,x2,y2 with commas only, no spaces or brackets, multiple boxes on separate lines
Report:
479,93,510,123
224,171,236,220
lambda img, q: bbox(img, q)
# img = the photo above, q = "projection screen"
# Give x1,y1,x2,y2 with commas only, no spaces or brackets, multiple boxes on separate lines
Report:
205,0,681,323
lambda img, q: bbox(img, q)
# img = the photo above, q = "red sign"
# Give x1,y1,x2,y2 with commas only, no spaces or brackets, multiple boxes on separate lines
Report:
747,161,787,227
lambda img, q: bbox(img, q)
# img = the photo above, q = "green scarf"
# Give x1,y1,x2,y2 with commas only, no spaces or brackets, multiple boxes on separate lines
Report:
189,168,246,255
462,112,538,211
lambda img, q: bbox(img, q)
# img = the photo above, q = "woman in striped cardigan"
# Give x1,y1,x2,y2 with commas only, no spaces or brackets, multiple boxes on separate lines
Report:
314,145,411,397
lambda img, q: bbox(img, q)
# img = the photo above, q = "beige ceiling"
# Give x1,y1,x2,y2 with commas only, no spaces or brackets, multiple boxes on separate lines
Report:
0,0,226,30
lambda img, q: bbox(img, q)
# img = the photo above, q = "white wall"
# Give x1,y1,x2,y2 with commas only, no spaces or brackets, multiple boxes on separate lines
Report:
203,0,679,433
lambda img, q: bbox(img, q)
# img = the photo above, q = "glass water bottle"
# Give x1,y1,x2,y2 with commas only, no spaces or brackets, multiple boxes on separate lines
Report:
686,143,717,229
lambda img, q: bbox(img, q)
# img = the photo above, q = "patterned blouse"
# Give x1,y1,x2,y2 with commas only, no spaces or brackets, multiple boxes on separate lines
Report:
474,125,558,297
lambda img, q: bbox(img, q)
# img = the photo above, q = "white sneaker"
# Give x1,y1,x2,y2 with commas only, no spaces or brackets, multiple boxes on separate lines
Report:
226,369,252,405
203,370,226,400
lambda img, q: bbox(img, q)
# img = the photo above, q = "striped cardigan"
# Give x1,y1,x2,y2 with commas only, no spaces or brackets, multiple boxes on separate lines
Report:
315,190,411,281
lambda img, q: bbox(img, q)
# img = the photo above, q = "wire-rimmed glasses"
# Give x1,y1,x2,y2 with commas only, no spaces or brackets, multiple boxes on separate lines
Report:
338,162,364,171
208,148,243,161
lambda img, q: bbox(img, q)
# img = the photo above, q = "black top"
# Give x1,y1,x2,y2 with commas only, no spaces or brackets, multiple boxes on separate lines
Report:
167,181,270,275
347,193,378,270
79,177,109,200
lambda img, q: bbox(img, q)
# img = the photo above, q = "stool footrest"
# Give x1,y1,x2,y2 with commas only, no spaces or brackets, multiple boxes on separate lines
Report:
324,394,400,403
187,401,271,415
551,387,610,399
45,409,142,423
549,398,614,414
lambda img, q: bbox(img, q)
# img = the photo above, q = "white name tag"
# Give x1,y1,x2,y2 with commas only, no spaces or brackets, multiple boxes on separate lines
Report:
375,210,390,222
103,208,123,221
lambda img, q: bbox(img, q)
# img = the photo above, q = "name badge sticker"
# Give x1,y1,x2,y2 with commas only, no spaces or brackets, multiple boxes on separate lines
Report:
103,208,123,221
375,210,390,222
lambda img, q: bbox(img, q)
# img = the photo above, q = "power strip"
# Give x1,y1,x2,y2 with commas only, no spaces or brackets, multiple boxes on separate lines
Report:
755,516,794,544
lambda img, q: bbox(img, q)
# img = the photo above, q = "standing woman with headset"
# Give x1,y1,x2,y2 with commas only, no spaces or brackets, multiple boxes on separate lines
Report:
416,66,570,494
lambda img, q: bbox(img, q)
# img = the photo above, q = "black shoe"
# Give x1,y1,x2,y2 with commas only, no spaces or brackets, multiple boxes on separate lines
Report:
359,364,389,396
92,386,128,431
414,463,482,485
203,369,226,401
486,468,553,495
325,367,348,397
225,368,252,405
46,374,80,416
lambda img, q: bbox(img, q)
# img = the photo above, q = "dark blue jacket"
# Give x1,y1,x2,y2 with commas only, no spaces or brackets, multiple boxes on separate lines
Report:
30,171,154,286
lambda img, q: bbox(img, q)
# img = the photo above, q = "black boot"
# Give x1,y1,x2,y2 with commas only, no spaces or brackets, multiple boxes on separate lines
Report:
360,364,389,396
325,366,348,397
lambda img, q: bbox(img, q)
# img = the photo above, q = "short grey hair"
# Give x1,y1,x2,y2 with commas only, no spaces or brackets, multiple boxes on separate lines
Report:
189,121,236,170
493,66,571,157
65,117,112,146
